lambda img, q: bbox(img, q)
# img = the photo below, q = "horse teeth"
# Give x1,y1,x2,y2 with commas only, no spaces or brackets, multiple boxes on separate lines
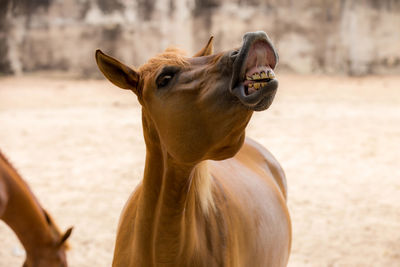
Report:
252,73,260,80
268,70,275,79
248,83,253,88
261,82,267,87
260,72,267,79
254,83,260,89
246,75,253,80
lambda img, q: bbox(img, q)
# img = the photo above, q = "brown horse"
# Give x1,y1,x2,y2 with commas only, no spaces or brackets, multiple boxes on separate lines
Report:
96,31,291,267
0,151,73,267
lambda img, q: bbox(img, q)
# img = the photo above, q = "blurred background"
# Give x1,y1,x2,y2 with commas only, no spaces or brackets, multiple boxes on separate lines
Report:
1,0,399,266
1,0,400,76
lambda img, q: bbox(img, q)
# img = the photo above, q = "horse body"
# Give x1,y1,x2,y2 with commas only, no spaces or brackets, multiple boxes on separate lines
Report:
113,138,290,267
0,151,72,267
96,31,291,267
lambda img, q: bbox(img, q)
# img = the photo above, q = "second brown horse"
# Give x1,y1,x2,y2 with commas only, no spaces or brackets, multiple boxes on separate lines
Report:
0,151,72,267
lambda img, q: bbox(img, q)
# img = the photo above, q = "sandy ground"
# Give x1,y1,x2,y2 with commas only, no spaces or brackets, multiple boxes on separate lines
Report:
0,74,399,267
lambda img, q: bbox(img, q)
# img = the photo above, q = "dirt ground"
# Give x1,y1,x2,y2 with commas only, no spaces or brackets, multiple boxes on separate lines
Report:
0,74,399,267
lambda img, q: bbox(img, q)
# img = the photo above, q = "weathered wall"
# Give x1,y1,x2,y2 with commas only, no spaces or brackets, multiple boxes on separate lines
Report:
1,0,400,76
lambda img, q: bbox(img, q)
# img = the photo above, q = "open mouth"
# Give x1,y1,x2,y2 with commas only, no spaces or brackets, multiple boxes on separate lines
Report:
230,32,279,111
244,68,275,95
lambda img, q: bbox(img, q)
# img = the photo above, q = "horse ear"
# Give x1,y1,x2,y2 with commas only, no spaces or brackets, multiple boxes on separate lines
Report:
193,36,214,57
95,49,140,94
58,227,73,247
43,209,52,225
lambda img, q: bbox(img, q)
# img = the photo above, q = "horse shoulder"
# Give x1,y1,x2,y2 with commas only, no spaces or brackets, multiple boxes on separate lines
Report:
240,137,288,200
208,138,291,266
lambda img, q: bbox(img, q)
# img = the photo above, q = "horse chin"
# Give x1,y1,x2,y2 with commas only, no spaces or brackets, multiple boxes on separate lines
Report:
231,81,278,111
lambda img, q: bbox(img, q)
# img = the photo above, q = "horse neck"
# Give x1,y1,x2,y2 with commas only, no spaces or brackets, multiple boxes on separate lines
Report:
1,166,54,258
134,133,211,264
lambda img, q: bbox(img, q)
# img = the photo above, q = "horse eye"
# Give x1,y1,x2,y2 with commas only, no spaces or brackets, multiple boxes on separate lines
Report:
230,50,239,57
156,66,180,88
157,74,173,88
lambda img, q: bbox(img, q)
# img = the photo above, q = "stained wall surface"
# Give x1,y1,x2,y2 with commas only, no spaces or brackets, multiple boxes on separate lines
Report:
1,0,400,76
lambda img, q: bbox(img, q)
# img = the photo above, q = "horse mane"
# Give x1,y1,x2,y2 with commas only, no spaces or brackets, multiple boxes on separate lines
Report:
191,161,215,215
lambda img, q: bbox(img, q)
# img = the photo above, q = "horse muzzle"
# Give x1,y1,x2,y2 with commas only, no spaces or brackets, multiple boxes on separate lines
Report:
230,31,279,111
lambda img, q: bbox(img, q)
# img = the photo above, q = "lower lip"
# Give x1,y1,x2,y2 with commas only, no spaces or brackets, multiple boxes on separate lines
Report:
244,80,276,95
230,79,278,106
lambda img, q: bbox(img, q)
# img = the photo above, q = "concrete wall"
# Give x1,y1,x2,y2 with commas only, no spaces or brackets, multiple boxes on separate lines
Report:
1,0,400,76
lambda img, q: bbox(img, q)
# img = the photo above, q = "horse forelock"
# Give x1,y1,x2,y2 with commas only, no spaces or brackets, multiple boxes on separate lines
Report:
138,47,189,78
